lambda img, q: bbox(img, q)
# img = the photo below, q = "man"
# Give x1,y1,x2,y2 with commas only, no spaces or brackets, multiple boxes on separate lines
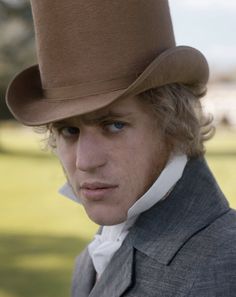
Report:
6,1,236,296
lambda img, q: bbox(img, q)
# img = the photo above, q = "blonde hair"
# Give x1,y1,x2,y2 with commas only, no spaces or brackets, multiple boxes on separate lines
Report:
36,83,214,156
138,83,214,157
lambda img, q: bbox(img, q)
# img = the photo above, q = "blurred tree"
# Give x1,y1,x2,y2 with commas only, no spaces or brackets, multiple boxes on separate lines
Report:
0,0,36,120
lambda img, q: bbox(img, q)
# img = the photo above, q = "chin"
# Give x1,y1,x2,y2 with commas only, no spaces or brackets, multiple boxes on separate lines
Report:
87,211,127,226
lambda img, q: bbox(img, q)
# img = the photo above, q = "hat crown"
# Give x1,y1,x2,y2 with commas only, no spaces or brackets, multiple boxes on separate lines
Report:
6,0,208,126
31,0,175,91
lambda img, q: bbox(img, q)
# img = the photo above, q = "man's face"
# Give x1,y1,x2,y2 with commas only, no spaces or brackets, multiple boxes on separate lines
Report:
54,96,170,225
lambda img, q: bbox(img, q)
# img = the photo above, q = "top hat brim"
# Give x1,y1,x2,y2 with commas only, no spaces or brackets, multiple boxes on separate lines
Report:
6,46,209,126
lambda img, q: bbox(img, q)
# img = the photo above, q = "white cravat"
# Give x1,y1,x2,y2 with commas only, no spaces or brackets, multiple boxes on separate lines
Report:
59,154,188,277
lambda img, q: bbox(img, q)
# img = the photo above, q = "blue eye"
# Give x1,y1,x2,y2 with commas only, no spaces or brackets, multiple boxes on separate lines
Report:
106,122,125,133
60,126,80,138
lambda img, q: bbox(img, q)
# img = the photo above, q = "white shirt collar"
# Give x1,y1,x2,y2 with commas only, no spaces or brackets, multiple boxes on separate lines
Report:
59,153,187,210
58,154,188,276
127,153,187,219
59,181,80,203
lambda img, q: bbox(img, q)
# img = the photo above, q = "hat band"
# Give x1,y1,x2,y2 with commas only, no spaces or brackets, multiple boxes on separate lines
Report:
43,74,138,101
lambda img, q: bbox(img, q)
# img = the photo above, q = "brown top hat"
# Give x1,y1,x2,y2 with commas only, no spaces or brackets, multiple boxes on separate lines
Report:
6,0,209,126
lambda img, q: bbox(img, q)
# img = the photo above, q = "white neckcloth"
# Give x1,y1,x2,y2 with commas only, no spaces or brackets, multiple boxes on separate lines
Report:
59,154,187,277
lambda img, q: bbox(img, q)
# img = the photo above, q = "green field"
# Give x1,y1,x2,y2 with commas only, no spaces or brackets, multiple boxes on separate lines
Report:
0,124,236,297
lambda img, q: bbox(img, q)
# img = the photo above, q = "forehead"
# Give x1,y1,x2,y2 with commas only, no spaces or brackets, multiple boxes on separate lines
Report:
56,95,150,125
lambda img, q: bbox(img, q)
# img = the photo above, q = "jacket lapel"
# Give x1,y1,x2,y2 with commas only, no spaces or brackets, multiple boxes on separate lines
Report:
130,157,230,265
71,248,96,297
72,158,230,297
89,237,134,297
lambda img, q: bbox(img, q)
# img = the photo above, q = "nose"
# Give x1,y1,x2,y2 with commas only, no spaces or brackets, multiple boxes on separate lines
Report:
75,130,107,172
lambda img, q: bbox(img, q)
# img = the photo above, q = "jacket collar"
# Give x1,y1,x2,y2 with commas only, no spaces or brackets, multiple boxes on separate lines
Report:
89,240,134,297
73,157,230,296
129,157,230,265
71,249,96,297
73,237,134,297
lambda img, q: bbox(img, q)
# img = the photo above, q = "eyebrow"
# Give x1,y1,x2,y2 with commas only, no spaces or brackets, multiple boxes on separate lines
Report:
82,111,133,125
53,111,134,127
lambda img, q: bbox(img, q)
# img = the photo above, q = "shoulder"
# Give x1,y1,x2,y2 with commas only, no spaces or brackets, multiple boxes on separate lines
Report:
202,208,236,250
187,209,236,296
187,208,236,263
210,209,236,277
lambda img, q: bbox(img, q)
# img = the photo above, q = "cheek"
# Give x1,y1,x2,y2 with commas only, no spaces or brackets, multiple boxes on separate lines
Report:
125,138,169,195
114,149,149,196
56,143,76,178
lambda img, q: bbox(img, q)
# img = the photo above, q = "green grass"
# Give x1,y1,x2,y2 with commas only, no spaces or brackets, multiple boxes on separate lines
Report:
205,128,236,209
0,123,236,297
0,124,98,297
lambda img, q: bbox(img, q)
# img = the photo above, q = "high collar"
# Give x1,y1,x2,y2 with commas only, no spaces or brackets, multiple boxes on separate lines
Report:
88,154,188,276
59,153,187,215
129,157,230,265
71,157,231,297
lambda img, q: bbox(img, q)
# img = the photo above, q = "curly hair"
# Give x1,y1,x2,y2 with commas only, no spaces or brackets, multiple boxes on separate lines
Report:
138,83,214,157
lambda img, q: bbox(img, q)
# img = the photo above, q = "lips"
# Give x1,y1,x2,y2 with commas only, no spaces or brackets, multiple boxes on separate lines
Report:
80,182,118,200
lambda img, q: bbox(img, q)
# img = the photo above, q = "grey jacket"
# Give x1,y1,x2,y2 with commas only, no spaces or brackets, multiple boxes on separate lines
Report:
72,158,236,297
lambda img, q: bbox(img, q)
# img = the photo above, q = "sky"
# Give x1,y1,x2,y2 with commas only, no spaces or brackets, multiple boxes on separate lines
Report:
169,0,236,73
